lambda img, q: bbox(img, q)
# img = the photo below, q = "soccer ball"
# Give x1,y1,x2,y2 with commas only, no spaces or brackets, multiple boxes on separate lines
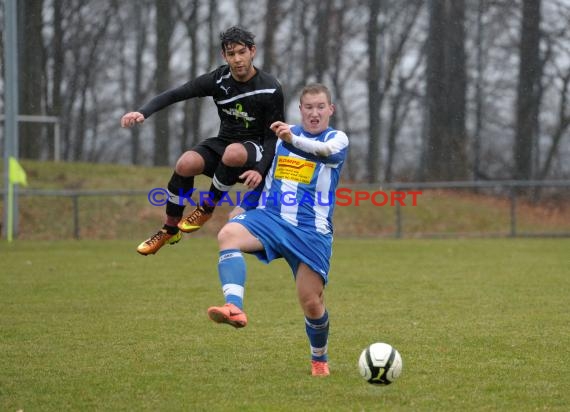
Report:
358,342,403,385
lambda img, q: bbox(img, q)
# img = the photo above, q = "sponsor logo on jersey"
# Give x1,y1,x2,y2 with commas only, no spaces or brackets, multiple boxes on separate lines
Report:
222,104,255,128
274,156,316,184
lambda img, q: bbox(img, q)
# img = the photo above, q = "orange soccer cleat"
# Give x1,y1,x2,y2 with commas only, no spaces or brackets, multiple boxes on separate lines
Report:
207,303,248,328
136,229,182,255
311,360,330,377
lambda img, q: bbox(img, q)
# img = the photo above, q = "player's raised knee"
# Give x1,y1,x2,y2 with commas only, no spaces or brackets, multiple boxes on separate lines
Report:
222,143,248,166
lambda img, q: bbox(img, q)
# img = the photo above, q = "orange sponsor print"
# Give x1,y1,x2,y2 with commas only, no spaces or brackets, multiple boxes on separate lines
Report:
274,156,316,184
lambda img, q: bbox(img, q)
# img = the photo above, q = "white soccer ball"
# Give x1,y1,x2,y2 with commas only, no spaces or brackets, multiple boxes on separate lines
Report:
358,342,403,385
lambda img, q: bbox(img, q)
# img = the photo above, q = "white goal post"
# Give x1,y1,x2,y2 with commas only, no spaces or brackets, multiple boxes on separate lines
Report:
0,114,61,161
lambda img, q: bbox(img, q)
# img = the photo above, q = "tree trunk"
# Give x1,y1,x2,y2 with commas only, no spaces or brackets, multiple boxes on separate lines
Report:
425,0,467,181
178,0,203,152
18,0,45,159
366,0,382,183
472,0,485,181
153,0,174,166
314,1,332,82
445,0,467,179
514,0,542,181
131,2,146,165
49,0,64,161
426,0,446,180
262,0,280,72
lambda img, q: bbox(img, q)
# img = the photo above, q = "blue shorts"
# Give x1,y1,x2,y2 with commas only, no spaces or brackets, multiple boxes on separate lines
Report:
230,209,332,284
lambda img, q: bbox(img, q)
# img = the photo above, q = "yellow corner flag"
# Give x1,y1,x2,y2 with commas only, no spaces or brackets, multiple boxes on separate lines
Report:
6,156,27,242
9,156,28,186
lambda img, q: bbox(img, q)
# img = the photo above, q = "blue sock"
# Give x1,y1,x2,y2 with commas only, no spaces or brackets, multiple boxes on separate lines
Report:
305,310,329,361
218,249,246,309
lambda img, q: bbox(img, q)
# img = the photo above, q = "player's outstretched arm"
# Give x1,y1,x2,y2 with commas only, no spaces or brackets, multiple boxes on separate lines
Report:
271,120,348,159
121,112,145,128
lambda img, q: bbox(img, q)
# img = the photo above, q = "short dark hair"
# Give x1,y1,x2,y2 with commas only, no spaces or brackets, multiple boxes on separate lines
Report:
300,83,332,104
219,26,256,52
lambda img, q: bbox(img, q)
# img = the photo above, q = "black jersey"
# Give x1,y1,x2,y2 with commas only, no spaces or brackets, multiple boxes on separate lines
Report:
138,65,285,174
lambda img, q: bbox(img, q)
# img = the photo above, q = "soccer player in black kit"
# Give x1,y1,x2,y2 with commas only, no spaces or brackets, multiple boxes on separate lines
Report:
121,26,285,255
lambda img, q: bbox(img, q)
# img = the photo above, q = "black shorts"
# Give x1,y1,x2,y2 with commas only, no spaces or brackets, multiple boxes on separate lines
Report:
191,137,263,178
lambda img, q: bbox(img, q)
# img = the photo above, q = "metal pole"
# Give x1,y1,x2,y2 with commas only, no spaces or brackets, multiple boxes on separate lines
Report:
510,188,517,238
54,121,61,161
72,195,80,239
395,200,402,239
3,0,20,239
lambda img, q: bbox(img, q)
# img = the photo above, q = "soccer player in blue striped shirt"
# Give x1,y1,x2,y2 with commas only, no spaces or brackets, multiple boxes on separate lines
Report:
207,83,349,377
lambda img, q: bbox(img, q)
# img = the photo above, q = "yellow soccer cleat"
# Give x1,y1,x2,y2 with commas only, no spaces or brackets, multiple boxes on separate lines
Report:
177,206,213,233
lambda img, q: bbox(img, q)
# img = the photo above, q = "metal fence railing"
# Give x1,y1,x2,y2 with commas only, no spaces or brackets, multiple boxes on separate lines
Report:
377,180,570,238
1,180,569,239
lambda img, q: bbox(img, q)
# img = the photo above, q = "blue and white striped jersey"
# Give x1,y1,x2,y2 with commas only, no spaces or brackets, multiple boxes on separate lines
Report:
243,124,349,234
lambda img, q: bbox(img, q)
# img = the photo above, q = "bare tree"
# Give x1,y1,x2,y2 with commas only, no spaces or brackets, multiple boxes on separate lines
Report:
116,0,151,165
540,66,570,180
381,1,423,182
71,5,114,161
384,48,424,182
286,0,324,98
9,0,570,181
366,0,424,183
328,0,364,181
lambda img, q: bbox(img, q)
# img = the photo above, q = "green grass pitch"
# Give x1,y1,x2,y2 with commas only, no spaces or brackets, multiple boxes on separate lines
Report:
1,238,569,411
